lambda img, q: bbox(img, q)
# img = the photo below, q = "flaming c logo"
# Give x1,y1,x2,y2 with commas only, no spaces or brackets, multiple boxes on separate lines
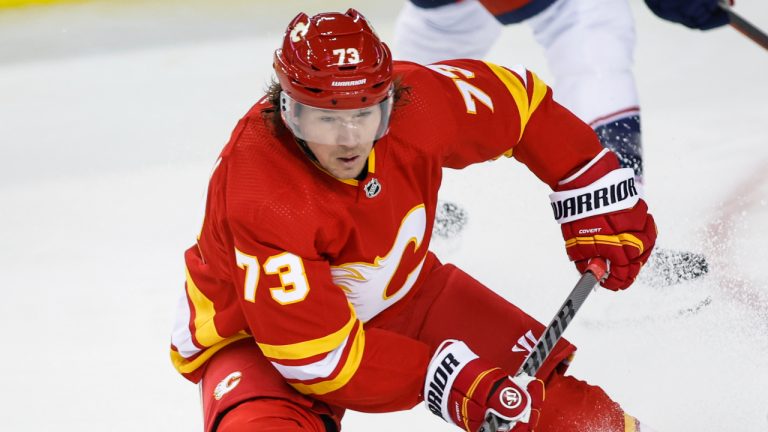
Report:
331,205,427,322
213,371,242,401
290,22,309,42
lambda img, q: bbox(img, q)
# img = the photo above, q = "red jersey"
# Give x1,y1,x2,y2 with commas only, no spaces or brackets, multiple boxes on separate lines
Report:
170,59,601,412
478,0,555,23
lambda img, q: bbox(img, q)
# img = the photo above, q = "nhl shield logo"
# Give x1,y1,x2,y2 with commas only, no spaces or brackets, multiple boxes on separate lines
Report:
364,178,382,198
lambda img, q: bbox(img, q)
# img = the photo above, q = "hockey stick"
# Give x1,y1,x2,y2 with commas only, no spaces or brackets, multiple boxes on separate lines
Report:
483,259,608,432
719,1,768,51
515,258,608,377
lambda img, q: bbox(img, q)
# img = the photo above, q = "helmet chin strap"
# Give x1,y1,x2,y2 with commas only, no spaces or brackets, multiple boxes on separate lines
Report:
294,138,318,163
354,162,369,181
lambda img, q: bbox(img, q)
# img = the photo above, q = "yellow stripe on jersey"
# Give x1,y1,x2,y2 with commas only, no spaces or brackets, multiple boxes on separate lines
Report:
289,321,366,395
529,71,548,113
0,0,82,7
368,148,376,173
565,233,645,255
171,333,250,374
258,303,358,360
185,266,225,347
483,62,549,142
624,413,638,432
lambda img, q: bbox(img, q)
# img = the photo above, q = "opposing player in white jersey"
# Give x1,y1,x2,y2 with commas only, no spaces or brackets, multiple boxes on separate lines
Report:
396,0,730,180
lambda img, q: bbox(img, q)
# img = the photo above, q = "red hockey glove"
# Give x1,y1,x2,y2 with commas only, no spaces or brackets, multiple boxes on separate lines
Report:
424,340,544,432
550,149,657,290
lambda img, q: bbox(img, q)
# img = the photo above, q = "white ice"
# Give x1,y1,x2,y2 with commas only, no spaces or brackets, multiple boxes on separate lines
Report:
1,0,767,431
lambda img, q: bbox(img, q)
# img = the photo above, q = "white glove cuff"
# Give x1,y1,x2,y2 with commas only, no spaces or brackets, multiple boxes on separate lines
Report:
549,167,641,224
424,340,478,425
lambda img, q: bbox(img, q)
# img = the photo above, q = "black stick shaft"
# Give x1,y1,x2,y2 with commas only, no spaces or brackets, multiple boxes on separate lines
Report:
721,2,768,51
515,259,607,377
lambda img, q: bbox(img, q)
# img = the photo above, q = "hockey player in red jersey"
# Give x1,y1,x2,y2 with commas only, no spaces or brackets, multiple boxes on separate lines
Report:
170,8,657,432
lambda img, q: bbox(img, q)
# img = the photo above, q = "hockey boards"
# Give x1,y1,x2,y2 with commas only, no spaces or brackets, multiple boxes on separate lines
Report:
432,200,709,287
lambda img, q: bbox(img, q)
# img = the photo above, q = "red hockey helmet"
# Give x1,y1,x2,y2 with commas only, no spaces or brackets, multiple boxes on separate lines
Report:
273,8,394,110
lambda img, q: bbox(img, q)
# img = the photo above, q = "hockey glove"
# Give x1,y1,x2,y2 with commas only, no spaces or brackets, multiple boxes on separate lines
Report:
644,0,732,30
424,340,544,432
550,149,657,290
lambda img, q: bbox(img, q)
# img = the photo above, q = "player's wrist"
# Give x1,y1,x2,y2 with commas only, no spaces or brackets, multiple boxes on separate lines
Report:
424,340,537,432
424,339,478,424
549,150,642,226
556,149,621,190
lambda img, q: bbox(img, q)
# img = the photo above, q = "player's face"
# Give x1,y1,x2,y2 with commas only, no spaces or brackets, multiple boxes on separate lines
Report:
298,106,381,179
280,89,394,179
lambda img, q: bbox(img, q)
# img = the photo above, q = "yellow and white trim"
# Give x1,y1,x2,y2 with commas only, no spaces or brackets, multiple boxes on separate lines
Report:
565,233,644,255
257,303,358,360
286,323,366,395
484,62,548,142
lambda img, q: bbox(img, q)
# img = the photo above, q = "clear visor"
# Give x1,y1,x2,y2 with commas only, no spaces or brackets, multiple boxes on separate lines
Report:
280,89,394,146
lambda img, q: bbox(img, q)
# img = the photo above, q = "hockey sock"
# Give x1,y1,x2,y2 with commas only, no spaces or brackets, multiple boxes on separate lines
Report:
594,114,643,181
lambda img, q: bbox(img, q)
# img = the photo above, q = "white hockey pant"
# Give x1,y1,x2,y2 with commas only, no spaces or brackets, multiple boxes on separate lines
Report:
394,0,639,126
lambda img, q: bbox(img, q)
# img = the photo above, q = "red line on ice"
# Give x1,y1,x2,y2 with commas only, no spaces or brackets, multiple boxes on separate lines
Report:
704,158,768,316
